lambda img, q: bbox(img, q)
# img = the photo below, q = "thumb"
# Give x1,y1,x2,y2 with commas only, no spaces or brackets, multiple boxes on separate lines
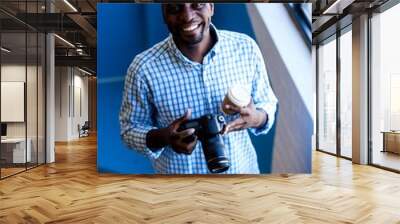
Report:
172,108,192,128
180,108,192,122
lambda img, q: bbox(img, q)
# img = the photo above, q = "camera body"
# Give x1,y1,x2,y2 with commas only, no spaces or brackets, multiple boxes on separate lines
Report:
178,114,230,173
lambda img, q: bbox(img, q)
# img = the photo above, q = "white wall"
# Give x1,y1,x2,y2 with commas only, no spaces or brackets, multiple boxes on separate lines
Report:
72,72,89,138
1,66,25,129
1,65,39,137
1,63,46,164
251,4,314,115
1,65,26,140
312,45,317,150
248,4,313,173
55,66,69,141
55,67,89,141
1,65,26,82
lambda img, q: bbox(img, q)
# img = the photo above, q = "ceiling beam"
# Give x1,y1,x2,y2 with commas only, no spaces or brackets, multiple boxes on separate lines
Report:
322,0,356,15
67,13,97,41
55,55,96,72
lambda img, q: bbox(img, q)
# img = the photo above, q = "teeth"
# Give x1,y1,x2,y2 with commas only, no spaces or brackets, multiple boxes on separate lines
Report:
183,24,199,32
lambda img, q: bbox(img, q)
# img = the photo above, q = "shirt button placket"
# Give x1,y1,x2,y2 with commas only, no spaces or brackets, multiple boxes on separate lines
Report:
201,64,213,114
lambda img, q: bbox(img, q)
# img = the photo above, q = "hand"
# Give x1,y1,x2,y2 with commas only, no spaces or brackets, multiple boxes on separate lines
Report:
166,109,198,155
222,100,267,134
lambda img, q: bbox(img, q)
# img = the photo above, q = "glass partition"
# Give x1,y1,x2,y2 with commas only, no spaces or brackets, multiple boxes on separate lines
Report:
27,30,38,169
339,28,352,158
371,3,400,171
26,0,42,170
38,32,45,165
0,1,46,179
1,30,28,177
317,36,337,155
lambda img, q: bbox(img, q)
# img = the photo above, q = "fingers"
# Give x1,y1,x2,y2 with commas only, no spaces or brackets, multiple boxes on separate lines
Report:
172,134,198,155
178,108,192,123
171,126,197,155
171,108,192,130
229,121,247,132
177,128,195,139
222,98,257,135
169,108,198,154
171,128,195,142
183,108,192,120
224,97,255,115
221,124,228,135
223,118,247,134
224,104,241,114
184,135,198,154
228,117,247,128
224,104,250,116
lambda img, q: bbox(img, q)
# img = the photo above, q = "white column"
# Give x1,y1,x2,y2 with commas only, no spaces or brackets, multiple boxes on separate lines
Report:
46,1,55,163
312,45,317,151
352,14,369,164
46,33,55,163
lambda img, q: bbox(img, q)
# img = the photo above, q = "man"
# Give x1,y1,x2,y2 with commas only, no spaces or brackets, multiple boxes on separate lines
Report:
120,3,278,174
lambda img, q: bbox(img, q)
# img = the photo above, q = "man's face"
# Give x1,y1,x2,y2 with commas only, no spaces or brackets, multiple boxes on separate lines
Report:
162,3,214,46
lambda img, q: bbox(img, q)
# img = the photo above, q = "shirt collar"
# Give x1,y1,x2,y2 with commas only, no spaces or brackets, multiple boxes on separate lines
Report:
167,23,221,66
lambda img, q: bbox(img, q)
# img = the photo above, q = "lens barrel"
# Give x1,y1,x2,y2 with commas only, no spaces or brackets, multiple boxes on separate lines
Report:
202,134,230,173
199,115,230,173
179,114,230,173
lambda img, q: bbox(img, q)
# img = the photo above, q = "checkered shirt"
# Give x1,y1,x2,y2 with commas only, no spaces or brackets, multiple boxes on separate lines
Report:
120,26,278,174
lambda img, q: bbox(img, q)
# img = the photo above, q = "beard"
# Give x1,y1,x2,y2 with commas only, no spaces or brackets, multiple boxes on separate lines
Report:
170,22,210,47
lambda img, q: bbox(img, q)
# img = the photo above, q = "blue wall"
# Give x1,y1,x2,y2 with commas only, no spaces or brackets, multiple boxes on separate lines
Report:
97,3,276,174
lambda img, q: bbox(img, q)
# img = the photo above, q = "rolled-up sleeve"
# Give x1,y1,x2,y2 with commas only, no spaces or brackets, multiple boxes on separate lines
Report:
249,40,278,136
119,60,163,160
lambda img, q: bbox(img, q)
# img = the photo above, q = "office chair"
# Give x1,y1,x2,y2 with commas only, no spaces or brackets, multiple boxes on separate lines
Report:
79,121,90,138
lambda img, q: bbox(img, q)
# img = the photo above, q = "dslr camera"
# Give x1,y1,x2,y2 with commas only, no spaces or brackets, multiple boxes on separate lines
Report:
178,114,230,173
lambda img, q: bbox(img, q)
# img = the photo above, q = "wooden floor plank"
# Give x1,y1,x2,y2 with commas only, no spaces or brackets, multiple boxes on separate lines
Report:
0,134,400,223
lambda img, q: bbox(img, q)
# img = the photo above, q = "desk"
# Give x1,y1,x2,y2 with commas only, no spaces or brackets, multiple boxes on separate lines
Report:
1,138,31,163
382,131,400,154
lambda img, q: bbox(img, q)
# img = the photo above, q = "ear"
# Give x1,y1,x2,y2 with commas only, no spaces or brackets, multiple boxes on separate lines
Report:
209,3,214,16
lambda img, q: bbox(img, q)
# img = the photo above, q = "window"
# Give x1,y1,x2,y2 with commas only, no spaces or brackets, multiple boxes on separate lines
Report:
370,2,400,171
340,28,352,158
317,36,337,155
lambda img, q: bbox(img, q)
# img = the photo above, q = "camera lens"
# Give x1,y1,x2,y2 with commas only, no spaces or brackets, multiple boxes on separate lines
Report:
202,134,230,173
208,158,230,173
180,114,230,173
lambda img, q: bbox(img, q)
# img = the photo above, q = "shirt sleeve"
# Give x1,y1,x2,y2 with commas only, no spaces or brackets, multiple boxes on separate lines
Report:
248,40,278,136
119,60,163,160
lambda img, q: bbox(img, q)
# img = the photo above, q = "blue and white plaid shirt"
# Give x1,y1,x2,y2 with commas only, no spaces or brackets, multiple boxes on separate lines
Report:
120,26,278,174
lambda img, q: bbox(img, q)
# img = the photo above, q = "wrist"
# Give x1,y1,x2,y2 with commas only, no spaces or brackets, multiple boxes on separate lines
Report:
146,127,171,151
255,108,268,128
161,127,172,146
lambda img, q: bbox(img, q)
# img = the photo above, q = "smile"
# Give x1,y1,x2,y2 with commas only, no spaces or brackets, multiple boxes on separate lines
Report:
182,23,201,32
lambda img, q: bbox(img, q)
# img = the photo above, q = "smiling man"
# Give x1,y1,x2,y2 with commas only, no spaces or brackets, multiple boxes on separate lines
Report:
120,3,278,174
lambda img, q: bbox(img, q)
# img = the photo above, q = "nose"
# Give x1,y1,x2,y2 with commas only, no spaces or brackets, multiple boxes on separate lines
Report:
179,5,194,23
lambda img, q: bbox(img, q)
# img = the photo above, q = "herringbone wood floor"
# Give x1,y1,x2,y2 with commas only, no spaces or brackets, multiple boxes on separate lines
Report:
1,135,400,224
